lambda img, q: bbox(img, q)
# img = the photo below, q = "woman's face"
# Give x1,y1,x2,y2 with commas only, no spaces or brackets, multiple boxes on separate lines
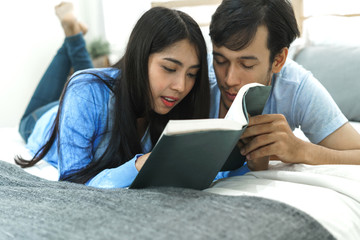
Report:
148,39,200,115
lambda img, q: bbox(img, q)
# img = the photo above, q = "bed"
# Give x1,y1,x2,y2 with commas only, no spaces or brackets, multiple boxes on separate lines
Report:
1,89,360,239
1,85,360,237
1,2,360,240
1,120,359,239
0,127,345,240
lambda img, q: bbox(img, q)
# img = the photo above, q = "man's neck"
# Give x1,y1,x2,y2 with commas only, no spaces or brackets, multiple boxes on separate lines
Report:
218,99,228,118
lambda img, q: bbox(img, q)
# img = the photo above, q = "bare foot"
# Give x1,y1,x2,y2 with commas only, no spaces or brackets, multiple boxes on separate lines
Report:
55,2,87,36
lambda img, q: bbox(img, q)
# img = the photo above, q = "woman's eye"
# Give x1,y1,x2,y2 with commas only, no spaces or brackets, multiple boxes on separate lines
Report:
163,66,176,72
187,72,197,79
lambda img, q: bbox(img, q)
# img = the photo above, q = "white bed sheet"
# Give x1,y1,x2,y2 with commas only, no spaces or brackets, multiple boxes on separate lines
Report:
205,163,360,240
205,121,360,240
0,127,58,181
1,122,360,239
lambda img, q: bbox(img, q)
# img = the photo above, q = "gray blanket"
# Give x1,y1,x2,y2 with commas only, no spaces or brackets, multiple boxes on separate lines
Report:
0,161,334,240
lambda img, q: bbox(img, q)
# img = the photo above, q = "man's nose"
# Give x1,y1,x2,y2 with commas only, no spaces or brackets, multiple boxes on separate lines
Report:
225,64,242,87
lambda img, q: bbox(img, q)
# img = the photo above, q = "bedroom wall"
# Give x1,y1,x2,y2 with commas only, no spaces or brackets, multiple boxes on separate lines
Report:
0,0,151,128
0,0,64,128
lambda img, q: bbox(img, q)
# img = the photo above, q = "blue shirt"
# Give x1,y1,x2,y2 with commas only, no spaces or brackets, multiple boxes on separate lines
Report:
27,68,152,188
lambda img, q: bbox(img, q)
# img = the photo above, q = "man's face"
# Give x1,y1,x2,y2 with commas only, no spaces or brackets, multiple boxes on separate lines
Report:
212,25,274,110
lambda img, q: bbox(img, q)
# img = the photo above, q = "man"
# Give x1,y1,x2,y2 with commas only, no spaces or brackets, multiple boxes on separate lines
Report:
209,0,360,172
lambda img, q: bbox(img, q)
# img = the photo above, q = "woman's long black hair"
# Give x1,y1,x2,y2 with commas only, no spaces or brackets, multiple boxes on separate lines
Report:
15,7,210,184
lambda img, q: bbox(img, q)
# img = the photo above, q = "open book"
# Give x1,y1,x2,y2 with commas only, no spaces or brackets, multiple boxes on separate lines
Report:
130,83,271,190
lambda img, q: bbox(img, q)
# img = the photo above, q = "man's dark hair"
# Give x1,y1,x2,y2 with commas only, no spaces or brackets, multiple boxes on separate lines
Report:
210,0,300,62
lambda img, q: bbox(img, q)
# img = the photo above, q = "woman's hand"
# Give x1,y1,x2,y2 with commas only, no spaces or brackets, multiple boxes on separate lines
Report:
135,152,151,171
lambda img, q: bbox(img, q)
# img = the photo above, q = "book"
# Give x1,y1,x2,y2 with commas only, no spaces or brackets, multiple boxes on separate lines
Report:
129,83,271,190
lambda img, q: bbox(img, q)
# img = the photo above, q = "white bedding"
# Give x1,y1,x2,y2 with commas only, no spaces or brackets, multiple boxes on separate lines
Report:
1,122,360,239
0,127,58,181
206,163,360,240
205,121,360,240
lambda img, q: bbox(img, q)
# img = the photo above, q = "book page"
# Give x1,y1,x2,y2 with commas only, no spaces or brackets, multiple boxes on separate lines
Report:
161,83,269,136
163,118,244,135
225,83,265,123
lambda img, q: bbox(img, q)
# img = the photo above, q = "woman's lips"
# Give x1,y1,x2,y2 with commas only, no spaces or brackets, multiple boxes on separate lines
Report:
161,96,178,107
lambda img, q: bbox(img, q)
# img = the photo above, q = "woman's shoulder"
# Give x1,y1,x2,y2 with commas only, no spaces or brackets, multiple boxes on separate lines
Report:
64,67,120,106
69,67,120,87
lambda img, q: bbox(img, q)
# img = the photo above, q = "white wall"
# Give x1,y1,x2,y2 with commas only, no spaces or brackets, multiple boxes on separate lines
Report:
0,1,92,127
102,0,152,63
0,1,63,127
0,0,151,128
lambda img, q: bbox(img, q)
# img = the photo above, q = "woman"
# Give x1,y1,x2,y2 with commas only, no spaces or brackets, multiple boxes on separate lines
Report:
16,4,210,189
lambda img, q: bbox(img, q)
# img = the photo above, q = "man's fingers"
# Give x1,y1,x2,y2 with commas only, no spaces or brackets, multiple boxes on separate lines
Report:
247,114,286,126
241,133,274,156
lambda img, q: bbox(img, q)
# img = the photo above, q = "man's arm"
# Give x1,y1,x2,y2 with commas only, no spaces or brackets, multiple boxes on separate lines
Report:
315,122,360,164
240,114,360,165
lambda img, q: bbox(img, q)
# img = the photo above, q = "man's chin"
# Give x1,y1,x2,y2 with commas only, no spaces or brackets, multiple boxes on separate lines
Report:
220,97,232,111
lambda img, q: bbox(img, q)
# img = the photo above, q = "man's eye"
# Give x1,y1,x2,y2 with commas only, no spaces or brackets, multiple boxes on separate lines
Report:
214,59,227,65
242,64,254,69
163,66,176,72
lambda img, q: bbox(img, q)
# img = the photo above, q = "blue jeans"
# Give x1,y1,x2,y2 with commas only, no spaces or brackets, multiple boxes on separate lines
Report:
19,33,94,142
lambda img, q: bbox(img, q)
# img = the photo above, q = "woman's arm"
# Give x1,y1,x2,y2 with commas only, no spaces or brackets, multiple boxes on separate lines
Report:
57,73,152,188
57,76,108,178
86,153,151,188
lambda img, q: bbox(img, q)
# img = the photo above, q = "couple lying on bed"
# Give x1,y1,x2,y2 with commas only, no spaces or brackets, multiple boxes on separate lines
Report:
15,0,360,189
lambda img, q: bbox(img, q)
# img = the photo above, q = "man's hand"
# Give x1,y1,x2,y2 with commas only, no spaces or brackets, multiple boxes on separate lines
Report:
240,114,306,164
237,137,269,171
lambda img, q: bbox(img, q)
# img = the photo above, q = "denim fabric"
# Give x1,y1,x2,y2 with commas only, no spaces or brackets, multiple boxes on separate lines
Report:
19,34,93,142
19,101,59,142
26,68,152,188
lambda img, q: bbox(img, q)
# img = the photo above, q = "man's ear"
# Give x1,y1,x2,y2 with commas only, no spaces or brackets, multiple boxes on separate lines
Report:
271,47,288,73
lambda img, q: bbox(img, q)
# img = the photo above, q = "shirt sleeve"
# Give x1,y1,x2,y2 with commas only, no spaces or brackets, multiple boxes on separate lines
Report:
86,154,142,188
214,164,250,181
57,74,143,188
292,73,347,143
57,76,107,179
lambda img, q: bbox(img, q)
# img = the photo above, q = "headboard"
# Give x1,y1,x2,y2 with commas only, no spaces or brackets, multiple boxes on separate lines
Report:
151,0,221,27
151,0,303,31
